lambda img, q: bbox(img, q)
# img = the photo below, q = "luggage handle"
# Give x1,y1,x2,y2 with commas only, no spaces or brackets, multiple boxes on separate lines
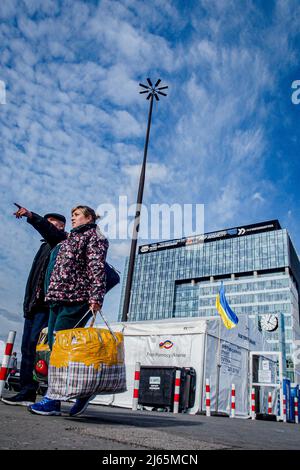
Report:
97,310,118,343
74,309,118,342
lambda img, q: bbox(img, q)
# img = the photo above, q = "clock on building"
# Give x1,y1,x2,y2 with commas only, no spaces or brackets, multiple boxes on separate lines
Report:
260,314,278,332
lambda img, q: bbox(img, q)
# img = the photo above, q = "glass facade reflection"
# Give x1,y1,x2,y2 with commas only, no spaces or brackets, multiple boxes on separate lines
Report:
119,221,300,383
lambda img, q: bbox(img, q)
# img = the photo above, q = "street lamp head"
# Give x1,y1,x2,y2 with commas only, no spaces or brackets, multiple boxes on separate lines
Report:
139,78,168,101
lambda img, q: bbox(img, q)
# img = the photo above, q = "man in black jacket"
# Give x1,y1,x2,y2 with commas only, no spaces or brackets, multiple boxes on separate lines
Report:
2,208,66,406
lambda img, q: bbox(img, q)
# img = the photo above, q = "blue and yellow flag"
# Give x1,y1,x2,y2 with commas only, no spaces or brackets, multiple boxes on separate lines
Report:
216,283,239,329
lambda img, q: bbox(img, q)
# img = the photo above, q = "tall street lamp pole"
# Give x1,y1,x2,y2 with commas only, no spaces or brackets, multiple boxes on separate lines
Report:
121,78,168,322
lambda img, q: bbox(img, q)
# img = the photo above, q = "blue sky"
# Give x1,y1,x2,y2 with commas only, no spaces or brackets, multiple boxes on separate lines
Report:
0,0,299,353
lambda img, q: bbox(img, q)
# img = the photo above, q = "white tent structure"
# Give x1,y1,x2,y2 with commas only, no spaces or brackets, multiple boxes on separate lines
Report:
93,315,270,416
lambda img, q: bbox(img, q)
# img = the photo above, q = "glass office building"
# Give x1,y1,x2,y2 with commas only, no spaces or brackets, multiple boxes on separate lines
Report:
119,220,300,382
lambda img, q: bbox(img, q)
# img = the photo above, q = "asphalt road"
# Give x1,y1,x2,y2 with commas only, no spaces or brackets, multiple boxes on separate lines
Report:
0,392,300,451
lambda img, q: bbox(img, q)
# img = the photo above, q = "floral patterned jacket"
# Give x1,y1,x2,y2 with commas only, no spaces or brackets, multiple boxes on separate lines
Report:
45,223,108,307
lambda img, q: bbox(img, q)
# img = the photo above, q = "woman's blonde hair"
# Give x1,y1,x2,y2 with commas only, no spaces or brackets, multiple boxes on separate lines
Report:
71,205,100,223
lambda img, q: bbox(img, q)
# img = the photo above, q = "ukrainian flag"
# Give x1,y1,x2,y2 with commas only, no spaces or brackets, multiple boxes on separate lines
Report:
216,283,239,329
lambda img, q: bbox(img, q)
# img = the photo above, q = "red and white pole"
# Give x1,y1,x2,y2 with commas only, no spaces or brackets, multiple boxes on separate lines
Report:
268,392,272,415
173,369,181,414
230,384,236,418
283,395,287,422
294,397,298,424
251,388,256,420
132,362,141,411
205,378,211,417
0,331,16,398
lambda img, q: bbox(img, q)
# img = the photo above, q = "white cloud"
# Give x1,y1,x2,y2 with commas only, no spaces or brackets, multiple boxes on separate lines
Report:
111,110,143,138
0,341,5,362
0,80,6,104
252,192,265,203
0,308,23,355
0,0,19,19
109,241,131,259
123,162,170,184
22,0,61,17
87,3,176,74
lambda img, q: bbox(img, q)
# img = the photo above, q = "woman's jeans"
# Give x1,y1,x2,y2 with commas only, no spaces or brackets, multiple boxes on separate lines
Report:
48,302,92,350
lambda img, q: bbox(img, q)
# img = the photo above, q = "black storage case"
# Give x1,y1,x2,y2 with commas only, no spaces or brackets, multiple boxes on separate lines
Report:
138,366,196,412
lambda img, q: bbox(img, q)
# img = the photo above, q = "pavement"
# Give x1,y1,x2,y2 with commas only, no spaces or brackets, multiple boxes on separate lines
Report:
0,391,300,451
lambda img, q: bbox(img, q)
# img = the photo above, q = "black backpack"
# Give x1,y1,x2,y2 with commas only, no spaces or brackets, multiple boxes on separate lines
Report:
105,262,120,293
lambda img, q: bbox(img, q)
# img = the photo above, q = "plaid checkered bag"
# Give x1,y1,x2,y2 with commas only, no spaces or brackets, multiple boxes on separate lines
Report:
47,362,126,400
47,311,127,400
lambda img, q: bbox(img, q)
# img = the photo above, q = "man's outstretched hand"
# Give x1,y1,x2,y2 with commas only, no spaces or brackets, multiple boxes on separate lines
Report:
14,206,33,219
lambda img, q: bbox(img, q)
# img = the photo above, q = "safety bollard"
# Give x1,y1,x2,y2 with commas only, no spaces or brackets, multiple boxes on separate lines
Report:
268,392,272,415
0,331,16,398
205,378,211,417
132,362,141,411
294,397,298,424
173,369,181,414
251,388,256,420
283,395,287,423
230,384,236,418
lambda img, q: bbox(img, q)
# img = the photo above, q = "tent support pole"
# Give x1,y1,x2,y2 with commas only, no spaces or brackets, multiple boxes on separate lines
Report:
215,319,222,413
199,329,208,412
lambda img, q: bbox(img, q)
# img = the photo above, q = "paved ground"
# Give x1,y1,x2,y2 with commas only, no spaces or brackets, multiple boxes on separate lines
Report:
0,392,300,451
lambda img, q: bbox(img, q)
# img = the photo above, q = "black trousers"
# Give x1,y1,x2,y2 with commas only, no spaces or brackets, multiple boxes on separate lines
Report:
20,311,49,395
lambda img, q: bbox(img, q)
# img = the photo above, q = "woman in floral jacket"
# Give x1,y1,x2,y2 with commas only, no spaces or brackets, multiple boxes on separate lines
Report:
29,205,108,418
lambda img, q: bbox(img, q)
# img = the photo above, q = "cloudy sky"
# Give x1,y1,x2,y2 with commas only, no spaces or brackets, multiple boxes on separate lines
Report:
0,0,299,354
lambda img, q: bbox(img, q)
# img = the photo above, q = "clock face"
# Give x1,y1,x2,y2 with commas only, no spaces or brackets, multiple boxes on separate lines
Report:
260,314,278,332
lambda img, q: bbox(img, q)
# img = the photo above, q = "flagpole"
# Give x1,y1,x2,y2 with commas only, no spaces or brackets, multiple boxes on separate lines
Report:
215,281,238,415
215,317,222,413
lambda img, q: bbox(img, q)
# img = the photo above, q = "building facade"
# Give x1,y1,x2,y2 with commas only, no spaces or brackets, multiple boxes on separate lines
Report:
119,220,300,382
